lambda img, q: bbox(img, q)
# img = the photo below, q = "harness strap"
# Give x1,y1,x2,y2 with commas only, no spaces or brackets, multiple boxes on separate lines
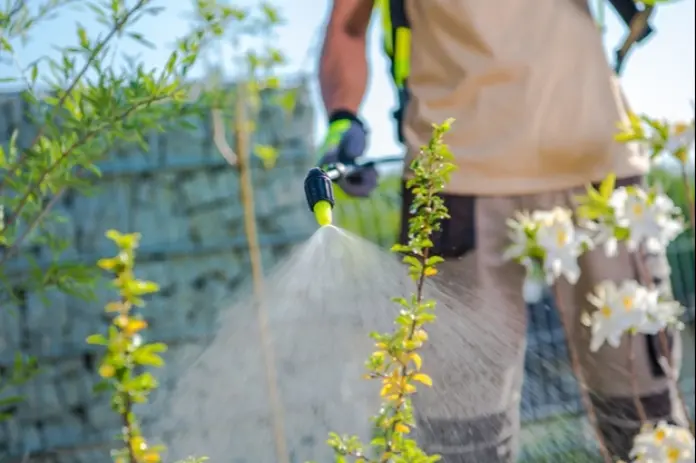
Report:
378,0,411,142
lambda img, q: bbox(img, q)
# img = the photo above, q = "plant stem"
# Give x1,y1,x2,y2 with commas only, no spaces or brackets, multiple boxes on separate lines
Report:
657,330,695,434
382,248,429,461
0,188,65,267
233,85,289,463
552,286,613,463
122,394,138,463
631,250,694,432
680,164,695,241
381,174,438,459
628,335,648,423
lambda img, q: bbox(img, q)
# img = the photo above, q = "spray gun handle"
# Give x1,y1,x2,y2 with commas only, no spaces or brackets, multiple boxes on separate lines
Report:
322,162,349,181
322,160,381,182
304,156,403,227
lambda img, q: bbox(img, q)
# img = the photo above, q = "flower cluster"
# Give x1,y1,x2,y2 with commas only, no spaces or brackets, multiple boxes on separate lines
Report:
664,121,695,157
629,421,695,462
585,280,684,352
504,207,593,303
589,186,685,257
504,173,692,461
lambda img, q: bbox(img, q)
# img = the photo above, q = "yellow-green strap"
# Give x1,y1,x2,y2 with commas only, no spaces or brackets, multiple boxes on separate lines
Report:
378,0,411,87
393,26,411,87
379,0,393,56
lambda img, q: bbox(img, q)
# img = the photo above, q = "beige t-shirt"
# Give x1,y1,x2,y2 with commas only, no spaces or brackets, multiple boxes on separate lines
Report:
400,0,649,196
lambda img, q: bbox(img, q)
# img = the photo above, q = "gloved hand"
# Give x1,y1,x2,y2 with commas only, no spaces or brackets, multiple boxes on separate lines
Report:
318,110,378,198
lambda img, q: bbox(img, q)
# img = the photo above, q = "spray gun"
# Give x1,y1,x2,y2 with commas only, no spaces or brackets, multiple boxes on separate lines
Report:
304,156,404,227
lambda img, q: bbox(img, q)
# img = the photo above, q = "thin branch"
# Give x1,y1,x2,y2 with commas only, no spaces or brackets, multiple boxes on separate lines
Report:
680,164,695,241
657,331,695,434
212,84,288,463
122,394,137,463
2,0,26,26
211,107,238,166
631,249,694,432
0,187,65,267
628,335,648,423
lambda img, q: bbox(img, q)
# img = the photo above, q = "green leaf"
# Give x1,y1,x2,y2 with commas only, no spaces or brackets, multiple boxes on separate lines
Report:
77,26,89,48
425,256,444,266
126,280,159,296
599,173,616,199
86,334,108,345
253,144,278,169
402,255,422,268
30,64,38,85
133,350,164,367
127,32,154,48
133,342,167,367
127,372,158,392
0,37,13,52
105,229,141,250
0,395,24,408
390,244,410,253
93,380,111,394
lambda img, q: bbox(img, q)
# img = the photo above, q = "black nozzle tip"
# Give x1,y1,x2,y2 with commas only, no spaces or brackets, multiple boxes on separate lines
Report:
304,167,335,211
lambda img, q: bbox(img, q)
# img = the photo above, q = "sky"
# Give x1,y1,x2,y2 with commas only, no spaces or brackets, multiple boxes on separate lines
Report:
2,0,694,162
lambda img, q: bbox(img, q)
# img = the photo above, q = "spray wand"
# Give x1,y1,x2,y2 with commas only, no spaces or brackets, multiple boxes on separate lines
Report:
303,156,403,227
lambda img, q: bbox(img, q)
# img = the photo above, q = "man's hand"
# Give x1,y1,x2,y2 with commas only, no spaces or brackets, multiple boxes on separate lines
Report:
318,111,378,198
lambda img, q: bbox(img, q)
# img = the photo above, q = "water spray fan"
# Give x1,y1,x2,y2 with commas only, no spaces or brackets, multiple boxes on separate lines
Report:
303,156,403,227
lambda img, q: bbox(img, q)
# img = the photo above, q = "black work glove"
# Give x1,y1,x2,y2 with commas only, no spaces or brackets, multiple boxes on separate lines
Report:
317,110,378,198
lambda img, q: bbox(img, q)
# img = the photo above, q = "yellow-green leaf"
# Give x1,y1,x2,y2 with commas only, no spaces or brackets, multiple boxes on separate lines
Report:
412,373,433,386
599,173,616,199
394,423,410,433
86,334,108,345
97,257,118,271
410,352,422,370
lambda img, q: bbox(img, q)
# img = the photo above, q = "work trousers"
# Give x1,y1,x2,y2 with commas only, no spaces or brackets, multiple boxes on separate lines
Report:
398,177,685,462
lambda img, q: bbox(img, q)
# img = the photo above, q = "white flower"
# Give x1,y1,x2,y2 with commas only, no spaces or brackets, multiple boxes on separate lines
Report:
630,421,695,462
587,280,686,351
586,280,652,352
534,207,591,285
636,292,684,335
610,187,684,253
665,121,695,154
582,219,620,257
502,211,535,261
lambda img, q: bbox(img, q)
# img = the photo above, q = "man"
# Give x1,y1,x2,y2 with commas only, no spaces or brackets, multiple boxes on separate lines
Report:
317,1,683,461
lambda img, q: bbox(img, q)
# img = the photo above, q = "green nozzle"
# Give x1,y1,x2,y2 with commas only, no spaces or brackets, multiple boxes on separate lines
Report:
304,167,334,227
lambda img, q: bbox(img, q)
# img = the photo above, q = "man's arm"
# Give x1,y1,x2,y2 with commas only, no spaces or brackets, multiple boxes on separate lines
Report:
319,0,373,116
